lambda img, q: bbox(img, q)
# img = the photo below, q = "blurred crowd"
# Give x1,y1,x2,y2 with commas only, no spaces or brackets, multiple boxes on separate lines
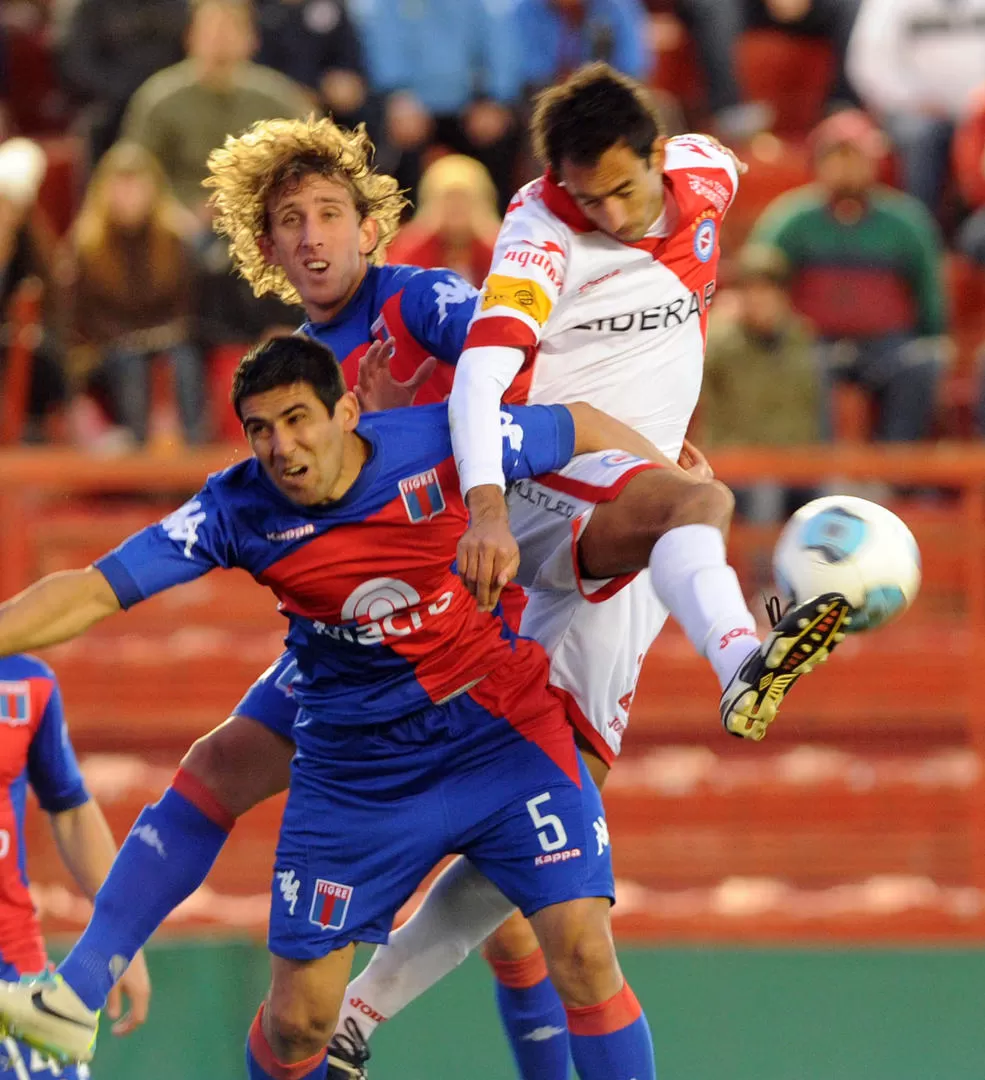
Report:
2,0,985,453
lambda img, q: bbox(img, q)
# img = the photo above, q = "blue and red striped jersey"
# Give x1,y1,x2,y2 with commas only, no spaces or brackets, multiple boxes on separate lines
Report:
302,264,478,401
0,655,89,979
94,402,575,748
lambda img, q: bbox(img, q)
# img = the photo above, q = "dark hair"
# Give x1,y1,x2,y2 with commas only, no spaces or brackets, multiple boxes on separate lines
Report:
231,334,347,420
531,62,665,174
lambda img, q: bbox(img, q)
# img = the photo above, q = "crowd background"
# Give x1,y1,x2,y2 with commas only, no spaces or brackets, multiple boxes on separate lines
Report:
2,0,985,459
3,7,985,1078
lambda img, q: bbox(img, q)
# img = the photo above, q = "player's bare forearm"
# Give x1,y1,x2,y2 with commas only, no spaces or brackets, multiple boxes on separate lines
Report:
566,401,677,468
49,797,119,901
0,567,121,655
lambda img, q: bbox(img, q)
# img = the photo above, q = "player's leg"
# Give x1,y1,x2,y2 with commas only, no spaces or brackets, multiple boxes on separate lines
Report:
0,655,300,1062
461,702,654,1080
249,948,356,1080
575,460,852,737
0,1036,91,1080
477,740,610,1080
262,710,455,1080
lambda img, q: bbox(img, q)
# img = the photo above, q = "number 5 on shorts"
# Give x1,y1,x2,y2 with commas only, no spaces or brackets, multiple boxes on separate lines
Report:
526,792,568,853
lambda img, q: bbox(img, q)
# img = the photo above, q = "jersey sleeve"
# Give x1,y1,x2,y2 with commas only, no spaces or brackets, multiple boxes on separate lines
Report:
27,673,89,814
663,134,740,216
400,268,479,362
463,192,569,353
93,479,237,610
499,403,575,482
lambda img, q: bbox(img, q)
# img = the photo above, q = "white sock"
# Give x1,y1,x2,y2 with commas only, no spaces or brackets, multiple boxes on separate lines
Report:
335,856,516,1040
649,523,760,690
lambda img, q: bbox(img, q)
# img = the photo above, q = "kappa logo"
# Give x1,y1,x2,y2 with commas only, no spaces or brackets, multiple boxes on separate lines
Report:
162,499,207,558
593,817,610,855
399,468,446,522
132,824,166,859
310,879,353,930
521,1026,566,1043
432,278,477,324
0,681,30,727
266,524,316,542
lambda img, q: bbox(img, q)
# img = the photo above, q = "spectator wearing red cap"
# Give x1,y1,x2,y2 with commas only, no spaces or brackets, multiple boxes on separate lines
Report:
750,109,948,441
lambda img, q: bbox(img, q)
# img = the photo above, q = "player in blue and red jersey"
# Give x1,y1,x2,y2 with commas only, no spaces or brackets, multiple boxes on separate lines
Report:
0,655,150,1077
0,335,661,1080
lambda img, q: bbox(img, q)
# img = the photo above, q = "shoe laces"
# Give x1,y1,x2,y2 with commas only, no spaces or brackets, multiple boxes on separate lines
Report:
764,593,784,628
328,1017,370,1067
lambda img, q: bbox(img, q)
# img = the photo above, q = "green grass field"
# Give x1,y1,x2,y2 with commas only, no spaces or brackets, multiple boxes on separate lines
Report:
54,939,985,1079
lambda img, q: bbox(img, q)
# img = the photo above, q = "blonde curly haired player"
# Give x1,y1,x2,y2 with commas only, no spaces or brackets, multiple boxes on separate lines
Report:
205,116,407,306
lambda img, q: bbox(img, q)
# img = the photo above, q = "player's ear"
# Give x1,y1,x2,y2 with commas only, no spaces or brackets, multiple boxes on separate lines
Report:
258,233,277,267
337,390,361,431
358,214,380,257
649,136,667,174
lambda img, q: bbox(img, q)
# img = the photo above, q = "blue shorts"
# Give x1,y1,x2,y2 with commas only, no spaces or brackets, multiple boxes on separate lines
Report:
234,652,299,740
267,692,614,960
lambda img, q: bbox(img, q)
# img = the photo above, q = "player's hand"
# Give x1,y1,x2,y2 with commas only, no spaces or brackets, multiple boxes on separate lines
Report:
678,438,714,481
459,486,520,612
356,337,438,412
698,133,748,175
105,948,151,1036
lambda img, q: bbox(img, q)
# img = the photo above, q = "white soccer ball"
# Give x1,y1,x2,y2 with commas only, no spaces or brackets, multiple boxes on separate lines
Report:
773,495,921,632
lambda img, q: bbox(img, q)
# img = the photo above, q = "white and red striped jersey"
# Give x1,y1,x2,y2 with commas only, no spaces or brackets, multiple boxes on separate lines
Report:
451,134,738,492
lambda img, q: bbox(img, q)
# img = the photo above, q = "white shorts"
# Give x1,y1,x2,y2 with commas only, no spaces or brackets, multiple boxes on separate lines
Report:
507,451,670,763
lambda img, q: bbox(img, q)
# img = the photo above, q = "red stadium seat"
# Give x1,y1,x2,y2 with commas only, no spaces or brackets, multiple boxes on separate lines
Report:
209,344,250,442
736,30,835,140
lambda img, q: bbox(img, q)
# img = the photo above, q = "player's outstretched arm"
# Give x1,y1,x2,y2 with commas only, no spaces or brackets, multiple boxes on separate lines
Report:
566,401,676,466
49,800,151,1035
0,567,121,656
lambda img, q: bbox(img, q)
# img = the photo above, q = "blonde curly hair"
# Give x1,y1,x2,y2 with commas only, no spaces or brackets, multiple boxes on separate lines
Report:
205,116,408,306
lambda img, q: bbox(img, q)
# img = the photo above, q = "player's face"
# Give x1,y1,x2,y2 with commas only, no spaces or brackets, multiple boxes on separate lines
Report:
560,138,666,243
241,381,365,505
260,174,380,323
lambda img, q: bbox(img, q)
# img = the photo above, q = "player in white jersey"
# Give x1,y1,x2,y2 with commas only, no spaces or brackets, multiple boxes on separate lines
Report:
323,65,851,1080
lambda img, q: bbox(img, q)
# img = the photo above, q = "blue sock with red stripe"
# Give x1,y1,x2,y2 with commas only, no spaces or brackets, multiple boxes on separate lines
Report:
566,983,656,1080
488,948,570,1080
247,1006,328,1080
57,771,233,1010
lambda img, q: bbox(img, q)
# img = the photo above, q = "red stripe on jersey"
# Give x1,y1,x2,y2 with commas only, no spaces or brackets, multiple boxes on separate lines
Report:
469,667,582,787
536,461,660,504
0,676,54,975
465,315,538,352
552,685,617,768
257,458,560,711
541,173,594,233
338,293,454,406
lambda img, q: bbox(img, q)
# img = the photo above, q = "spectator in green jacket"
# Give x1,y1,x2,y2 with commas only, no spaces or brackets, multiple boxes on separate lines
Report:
701,244,820,521
120,0,313,218
750,109,947,441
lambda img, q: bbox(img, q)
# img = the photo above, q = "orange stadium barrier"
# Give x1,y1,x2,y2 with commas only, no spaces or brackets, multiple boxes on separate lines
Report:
5,443,985,942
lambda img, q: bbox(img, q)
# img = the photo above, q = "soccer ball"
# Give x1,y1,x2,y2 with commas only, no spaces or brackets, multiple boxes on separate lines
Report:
773,495,921,632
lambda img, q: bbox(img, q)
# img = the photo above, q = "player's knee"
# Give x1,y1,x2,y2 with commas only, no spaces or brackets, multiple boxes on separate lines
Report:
670,477,734,533
483,911,540,963
264,991,339,1061
180,729,233,801
546,925,620,1006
